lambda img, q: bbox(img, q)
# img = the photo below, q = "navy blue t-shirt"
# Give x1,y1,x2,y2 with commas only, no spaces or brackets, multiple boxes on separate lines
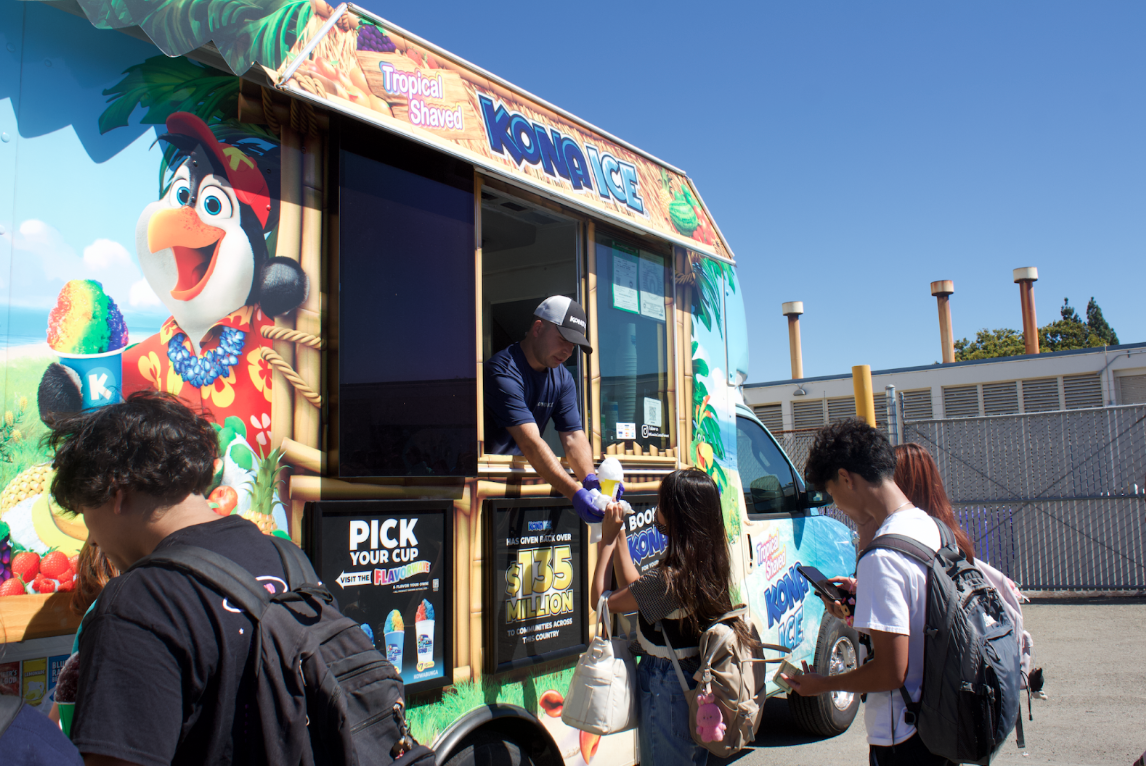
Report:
0,703,84,766
485,343,582,455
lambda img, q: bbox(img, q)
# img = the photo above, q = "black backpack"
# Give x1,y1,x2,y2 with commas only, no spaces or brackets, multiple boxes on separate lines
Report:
861,518,1021,765
117,536,435,766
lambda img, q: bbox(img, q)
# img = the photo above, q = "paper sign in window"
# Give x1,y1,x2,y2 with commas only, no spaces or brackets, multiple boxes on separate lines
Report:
643,397,662,428
617,422,636,440
638,254,666,322
612,252,639,314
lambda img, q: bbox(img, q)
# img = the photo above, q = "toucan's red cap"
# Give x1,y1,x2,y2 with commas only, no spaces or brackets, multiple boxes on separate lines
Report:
165,112,273,229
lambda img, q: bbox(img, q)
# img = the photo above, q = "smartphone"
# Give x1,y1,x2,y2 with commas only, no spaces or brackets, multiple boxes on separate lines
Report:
797,565,849,613
773,659,803,693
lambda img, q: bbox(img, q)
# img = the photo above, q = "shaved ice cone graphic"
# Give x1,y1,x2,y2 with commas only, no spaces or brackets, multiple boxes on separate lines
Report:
415,599,435,672
48,280,130,409
383,610,404,672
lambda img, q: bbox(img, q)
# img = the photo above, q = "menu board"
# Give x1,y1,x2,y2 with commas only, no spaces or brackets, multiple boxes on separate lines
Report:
619,494,667,577
309,500,452,693
484,498,589,673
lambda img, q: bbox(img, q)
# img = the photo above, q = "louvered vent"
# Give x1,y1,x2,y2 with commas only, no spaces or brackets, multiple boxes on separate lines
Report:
900,389,934,421
1063,373,1102,410
943,385,981,418
873,392,889,427
827,397,857,423
793,400,826,430
982,381,1019,416
1119,374,1146,405
1021,378,1061,412
753,404,783,433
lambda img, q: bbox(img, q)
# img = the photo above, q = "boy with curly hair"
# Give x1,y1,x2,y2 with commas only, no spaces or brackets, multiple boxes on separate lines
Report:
48,391,288,766
782,419,953,766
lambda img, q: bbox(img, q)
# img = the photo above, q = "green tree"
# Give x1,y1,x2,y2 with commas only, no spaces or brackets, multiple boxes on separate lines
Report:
1086,297,1119,345
954,328,1027,361
954,297,1120,360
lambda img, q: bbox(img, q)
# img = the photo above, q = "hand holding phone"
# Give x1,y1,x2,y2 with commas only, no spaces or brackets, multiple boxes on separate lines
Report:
797,565,852,617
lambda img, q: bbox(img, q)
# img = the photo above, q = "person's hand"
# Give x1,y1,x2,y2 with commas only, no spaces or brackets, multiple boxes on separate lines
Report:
782,660,831,696
573,488,605,524
582,473,601,492
818,576,856,622
601,502,626,544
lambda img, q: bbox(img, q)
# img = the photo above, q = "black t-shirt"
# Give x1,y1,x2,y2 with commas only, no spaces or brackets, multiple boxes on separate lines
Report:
71,516,288,766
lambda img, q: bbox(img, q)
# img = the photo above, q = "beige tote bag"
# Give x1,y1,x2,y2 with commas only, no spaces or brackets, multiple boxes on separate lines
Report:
560,594,638,735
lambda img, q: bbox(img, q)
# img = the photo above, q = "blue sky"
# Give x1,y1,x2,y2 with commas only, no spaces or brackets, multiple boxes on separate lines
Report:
360,0,1145,383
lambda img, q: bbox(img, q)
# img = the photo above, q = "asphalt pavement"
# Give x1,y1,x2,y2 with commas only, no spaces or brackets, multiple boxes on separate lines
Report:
713,597,1146,766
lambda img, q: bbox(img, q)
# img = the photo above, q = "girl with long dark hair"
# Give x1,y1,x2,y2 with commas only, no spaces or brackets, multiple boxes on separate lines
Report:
591,469,752,766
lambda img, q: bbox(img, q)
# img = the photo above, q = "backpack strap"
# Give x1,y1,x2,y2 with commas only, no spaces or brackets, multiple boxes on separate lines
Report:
128,544,271,619
0,693,23,739
859,533,935,565
269,536,319,589
655,620,694,697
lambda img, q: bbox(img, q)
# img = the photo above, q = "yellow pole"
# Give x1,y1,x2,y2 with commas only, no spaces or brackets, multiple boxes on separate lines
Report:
852,365,876,427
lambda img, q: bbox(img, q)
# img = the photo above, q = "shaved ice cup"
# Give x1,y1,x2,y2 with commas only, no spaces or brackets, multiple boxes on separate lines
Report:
385,630,404,673
56,348,125,409
58,700,75,737
415,620,434,671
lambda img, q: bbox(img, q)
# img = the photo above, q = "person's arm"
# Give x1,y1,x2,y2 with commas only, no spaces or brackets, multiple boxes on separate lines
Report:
783,628,909,696
507,423,582,499
590,503,639,614
559,429,594,483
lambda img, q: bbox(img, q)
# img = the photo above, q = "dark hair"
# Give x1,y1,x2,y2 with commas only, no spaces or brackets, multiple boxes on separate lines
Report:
894,443,976,559
48,391,218,514
71,542,120,616
657,469,755,646
804,419,897,490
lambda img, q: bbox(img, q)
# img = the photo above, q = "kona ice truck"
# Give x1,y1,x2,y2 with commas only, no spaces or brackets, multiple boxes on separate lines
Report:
0,1,859,762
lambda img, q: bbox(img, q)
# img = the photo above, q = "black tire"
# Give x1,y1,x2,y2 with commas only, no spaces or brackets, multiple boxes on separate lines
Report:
440,729,541,766
788,612,862,737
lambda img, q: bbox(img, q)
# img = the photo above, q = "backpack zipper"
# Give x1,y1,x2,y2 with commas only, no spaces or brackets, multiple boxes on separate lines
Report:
336,658,391,684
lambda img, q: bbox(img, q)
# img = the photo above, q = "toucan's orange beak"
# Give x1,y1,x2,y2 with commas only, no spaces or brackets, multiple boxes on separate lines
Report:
147,206,225,302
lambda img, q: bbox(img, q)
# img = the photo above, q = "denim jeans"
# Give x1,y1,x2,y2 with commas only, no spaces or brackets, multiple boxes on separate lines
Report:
637,656,708,766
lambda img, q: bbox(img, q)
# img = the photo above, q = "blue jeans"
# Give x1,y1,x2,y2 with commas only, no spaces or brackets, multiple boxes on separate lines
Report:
637,656,708,766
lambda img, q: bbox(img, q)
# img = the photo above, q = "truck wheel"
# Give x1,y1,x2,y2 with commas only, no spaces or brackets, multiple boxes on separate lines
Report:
788,613,861,737
441,729,540,766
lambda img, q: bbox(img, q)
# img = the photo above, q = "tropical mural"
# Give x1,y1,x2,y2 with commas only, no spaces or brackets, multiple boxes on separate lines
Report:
0,0,313,577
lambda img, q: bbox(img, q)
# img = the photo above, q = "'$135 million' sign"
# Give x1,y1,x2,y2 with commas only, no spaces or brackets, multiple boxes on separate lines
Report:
504,545,575,623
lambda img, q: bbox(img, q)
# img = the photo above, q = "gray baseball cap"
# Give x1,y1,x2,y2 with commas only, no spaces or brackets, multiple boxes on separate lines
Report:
535,296,592,353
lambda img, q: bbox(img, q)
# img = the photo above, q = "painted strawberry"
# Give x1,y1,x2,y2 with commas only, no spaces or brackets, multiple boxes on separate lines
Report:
208,485,239,516
41,551,71,580
0,578,25,596
69,554,80,572
12,551,40,583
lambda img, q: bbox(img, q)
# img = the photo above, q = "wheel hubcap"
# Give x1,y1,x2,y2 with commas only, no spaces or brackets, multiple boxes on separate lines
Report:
828,635,859,711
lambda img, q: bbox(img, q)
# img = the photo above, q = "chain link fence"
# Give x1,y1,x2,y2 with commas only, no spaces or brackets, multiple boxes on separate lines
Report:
773,405,1146,590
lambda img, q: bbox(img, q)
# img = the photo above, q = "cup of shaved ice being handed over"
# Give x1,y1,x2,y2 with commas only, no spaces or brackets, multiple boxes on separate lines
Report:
47,280,130,409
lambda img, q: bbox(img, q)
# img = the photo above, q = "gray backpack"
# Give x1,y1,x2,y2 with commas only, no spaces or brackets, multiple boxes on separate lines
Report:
861,518,1021,765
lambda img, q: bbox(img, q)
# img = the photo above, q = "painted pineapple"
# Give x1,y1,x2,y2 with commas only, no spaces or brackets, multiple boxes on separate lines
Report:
242,447,286,535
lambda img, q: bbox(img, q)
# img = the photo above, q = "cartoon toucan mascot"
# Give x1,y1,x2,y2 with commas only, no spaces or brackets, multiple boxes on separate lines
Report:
39,113,306,455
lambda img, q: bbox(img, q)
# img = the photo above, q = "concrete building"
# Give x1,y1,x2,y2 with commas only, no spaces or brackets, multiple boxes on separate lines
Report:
743,342,1146,434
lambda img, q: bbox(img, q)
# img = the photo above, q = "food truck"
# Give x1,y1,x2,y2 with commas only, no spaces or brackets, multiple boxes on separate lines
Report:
0,1,861,761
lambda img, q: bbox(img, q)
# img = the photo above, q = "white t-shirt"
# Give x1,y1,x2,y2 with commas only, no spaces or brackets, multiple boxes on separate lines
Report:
852,507,941,746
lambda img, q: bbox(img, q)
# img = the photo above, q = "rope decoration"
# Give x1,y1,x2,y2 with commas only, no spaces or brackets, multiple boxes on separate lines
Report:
290,98,320,138
674,251,704,286
261,87,282,135
260,347,323,408
261,325,324,349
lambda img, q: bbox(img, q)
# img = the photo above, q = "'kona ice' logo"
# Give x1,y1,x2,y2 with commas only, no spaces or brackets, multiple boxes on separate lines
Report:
478,96,646,216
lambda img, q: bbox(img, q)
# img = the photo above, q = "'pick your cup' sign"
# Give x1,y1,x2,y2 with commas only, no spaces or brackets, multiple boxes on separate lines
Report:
348,518,419,566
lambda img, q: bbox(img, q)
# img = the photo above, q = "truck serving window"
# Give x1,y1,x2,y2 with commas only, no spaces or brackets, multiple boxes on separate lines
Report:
595,234,673,455
480,188,581,456
338,130,476,477
736,416,800,516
